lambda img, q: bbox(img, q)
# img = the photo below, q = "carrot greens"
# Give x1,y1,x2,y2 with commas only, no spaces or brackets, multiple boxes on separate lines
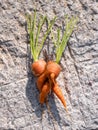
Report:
52,16,78,63
27,11,56,61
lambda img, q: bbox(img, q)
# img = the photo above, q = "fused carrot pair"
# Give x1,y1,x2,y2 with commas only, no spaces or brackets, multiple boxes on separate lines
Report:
32,60,68,112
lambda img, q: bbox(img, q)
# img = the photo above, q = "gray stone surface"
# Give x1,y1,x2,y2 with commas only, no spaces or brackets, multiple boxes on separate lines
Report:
0,0,98,130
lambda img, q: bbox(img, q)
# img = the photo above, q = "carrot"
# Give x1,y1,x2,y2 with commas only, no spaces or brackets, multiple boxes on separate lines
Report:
36,72,47,92
27,14,78,117
52,82,68,112
35,61,68,113
46,61,61,78
35,61,66,110
39,81,50,104
36,61,61,91
31,59,46,76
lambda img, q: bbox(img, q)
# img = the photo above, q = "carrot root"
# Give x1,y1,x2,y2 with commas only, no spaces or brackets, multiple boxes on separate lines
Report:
39,82,50,104
34,60,69,114
37,72,47,92
52,82,68,112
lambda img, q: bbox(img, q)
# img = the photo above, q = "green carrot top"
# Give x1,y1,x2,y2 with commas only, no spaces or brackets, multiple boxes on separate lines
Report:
51,16,78,63
27,11,56,61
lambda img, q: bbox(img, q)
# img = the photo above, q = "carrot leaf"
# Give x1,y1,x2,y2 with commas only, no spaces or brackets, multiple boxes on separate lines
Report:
52,16,78,63
27,12,56,61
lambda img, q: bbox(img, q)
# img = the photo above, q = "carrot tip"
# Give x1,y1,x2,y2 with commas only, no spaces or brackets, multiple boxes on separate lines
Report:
65,107,68,113
65,109,73,122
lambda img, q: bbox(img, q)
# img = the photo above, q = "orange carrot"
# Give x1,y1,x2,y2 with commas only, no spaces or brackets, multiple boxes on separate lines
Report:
39,82,50,104
36,61,61,92
46,61,61,78
37,72,47,92
52,82,68,112
31,59,46,76
33,60,68,112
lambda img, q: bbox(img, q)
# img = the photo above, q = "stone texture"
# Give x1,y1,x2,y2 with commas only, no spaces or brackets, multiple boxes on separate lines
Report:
0,0,98,130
